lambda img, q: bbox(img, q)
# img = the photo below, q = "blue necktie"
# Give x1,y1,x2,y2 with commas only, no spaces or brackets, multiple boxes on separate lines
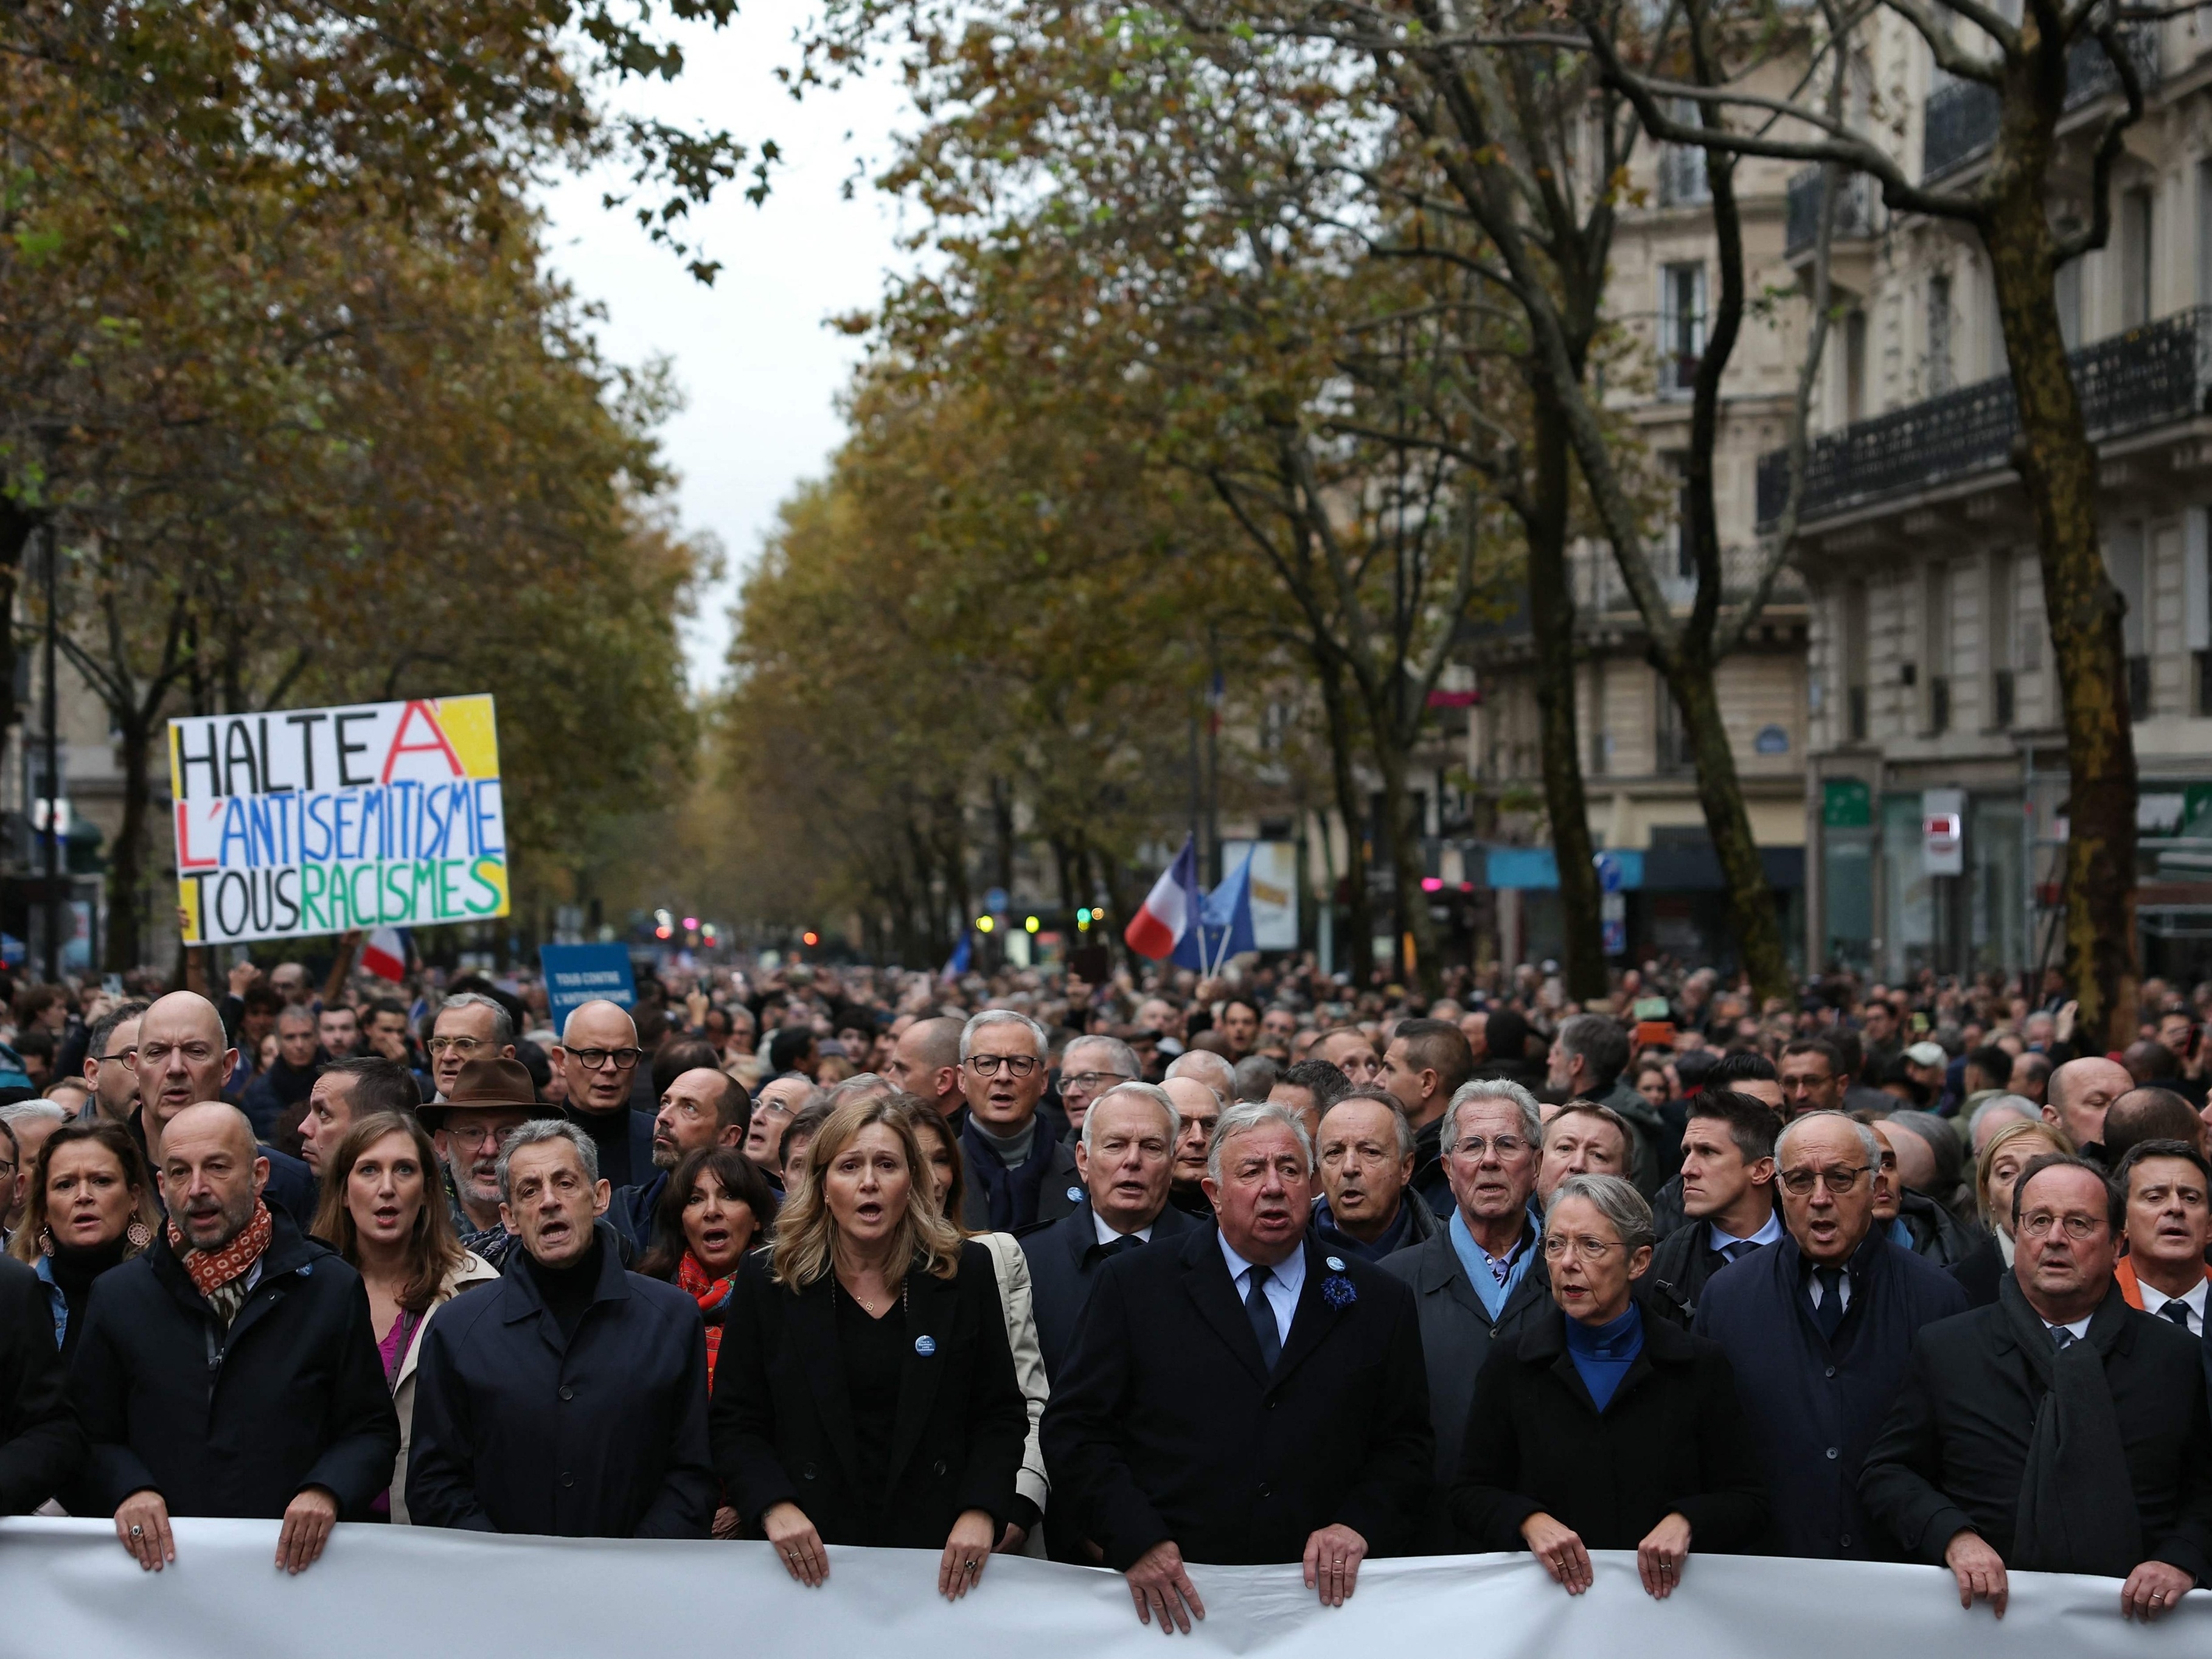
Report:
2051,1324,2079,1350
2160,1300,2193,1332
1245,1265,1282,1371
1812,1267,1846,1341
1722,1240,1759,1262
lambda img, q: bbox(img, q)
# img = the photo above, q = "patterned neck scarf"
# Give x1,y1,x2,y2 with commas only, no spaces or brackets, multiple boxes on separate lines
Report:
677,1252,734,1389
169,1202,274,1329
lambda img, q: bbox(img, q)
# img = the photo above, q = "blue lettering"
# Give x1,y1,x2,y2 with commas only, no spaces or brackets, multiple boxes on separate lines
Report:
474,780,505,855
216,798,252,869
303,793,334,861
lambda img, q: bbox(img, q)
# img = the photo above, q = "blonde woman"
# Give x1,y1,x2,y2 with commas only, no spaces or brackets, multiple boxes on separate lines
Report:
711,1096,1028,1601
1952,1116,2073,1308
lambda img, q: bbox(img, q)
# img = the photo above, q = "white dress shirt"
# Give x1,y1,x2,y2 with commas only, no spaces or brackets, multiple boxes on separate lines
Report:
1218,1233,1306,1347
2146,1276,2210,1338
1093,1211,1154,1248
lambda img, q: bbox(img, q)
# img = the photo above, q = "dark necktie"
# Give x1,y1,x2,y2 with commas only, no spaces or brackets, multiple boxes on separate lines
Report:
2050,1324,2078,1350
1091,1234,1144,1265
1245,1265,1282,1371
1721,1240,1759,1262
2161,1299,2194,1332
1811,1266,1846,1341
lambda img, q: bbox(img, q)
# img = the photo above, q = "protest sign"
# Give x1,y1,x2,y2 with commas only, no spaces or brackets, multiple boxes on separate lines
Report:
170,695,507,945
540,941,638,1031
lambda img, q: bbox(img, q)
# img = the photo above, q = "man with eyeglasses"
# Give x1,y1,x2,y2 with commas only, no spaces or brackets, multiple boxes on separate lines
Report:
1056,1035,1139,1145
551,1000,656,1191
1862,1153,2212,1620
129,993,318,1233
80,1001,148,1126
425,993,518,1101
1382,1079,1551,1550
425,1057,561,1268
958,1010,1080,1234
1694,1110,1964,1560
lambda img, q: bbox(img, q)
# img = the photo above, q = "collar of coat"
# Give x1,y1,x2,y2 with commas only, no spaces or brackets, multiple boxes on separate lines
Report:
498,1220,633,1324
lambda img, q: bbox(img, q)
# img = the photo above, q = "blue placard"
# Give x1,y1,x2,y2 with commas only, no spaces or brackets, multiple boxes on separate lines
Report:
539,942,638,1035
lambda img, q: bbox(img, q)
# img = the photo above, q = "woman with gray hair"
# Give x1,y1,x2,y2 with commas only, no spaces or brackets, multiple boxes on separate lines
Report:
1452,1173,1764,1602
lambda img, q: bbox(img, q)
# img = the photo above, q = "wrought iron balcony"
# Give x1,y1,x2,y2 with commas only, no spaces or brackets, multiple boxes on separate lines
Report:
1755,305,2212,529
1784,168,1882,257
1922,26,2160,179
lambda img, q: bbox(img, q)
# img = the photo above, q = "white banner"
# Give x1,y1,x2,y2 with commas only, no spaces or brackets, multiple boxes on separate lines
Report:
1,1518,2205,1658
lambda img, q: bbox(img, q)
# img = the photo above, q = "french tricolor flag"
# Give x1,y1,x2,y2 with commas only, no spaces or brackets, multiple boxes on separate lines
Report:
1123,835,1201,961
360,927,410,983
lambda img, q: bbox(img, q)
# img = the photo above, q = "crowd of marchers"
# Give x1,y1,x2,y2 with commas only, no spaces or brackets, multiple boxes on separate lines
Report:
2,950,2211,1630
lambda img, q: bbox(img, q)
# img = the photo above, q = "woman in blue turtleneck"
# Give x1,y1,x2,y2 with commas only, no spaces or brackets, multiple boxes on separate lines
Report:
1450,1174,1767,1599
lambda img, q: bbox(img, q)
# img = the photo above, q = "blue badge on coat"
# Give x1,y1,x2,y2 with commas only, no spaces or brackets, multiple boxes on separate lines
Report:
915,1335,937,1357
1066,1185,1083,1201
1324,1256,1346,1271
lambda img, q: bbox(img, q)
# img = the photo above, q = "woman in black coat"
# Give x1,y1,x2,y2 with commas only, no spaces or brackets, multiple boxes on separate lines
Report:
711,1096,1028,1599
1452,1174,1765,1599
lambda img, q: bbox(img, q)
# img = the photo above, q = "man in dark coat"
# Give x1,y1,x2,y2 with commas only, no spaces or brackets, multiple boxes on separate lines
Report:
1695,1110,1966,1560
0,1253,82,1512
1382,1078,1551,1550
959,1011,1079,1234
1860,1154,2212,1621
1044,1102,1431,1628
1020,1082,1199,1387
408,1119,714,1537
609,1066,748,1248
72,1102,397,1574
1378,1018,1473,1216
1311,1092,1439,1263
1646,1090,1782,1326
238,1004,321,1142
552,999,656,1191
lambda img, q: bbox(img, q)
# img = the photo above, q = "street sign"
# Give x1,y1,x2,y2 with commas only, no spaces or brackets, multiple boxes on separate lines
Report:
1593,852,1623,894
1922,788,1964,877
1822,777,1872,829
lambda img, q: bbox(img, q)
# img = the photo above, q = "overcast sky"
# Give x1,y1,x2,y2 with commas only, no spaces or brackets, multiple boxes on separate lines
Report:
540,12,915,694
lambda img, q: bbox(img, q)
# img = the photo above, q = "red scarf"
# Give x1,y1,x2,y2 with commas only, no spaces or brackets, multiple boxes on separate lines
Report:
169,1201,274,1326
678,1252,734,1389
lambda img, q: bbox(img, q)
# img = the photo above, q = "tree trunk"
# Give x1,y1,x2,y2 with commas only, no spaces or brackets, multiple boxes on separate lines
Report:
1523,393,1609,1000
1669,132,1792,1003
1982,142,2138,1048
0,499,37,745
1314,647,1375,987
106,714,156,971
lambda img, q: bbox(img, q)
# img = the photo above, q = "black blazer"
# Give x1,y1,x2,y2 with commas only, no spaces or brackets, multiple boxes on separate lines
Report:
1041,1225,1433,1569
712,1239,1028,1547
1859,1290,2212,1577
69,1211,398,1520
1380,1224,1551,1549
0,1254,82,1513
1019,1200,1202,1384
1450,1304,1767,1554
1947,1231,2005,1309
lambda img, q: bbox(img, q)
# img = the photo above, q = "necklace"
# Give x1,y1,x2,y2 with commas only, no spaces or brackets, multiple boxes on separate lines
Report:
838,1272,908,1318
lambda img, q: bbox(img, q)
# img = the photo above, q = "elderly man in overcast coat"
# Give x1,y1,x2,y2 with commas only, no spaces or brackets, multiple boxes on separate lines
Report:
1043,1101,1431,1630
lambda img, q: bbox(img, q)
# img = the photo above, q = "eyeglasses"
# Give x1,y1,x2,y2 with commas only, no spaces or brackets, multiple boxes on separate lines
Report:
2020,1211,2106,1241
94,1046,138,1068
1062,1069,1133,1091
565,1046,642,1072
967,1054,1040,1078
426,1035,490,1057
1450,1133,1529,1160
1778,1164,1868,1197
443,1123,512,1150
0,1157,14,1178
1542,1235,1628,1261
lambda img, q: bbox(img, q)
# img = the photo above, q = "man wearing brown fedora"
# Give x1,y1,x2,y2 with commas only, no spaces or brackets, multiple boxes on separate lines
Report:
422,1058,557,1268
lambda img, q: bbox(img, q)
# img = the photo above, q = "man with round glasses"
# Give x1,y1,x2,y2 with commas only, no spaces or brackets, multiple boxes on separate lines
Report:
1863,1153,2212,1622
1692,1110,1964,1560
551,1000,655,1190
957,1009,1080,1233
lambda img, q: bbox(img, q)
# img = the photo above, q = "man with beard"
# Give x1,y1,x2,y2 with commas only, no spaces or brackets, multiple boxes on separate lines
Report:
133,993,316,1232
71,1102,396,1573
610,1067,750,1247
423,1059,559,1268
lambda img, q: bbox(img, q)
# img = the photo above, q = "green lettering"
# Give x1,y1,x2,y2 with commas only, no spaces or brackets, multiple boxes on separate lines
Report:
301,863,329,932
439,858,462,919
464,857,503,916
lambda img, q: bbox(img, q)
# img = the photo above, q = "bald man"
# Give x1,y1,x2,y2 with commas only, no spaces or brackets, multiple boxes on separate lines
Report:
71,1102,397,1576
2047,1056,2131,1162
133,992,317,1231
886,1015,967,1128
551,1000,655,1189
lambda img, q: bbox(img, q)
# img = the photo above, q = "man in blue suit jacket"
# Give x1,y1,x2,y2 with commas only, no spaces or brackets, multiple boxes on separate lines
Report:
1043,1102,1431,1628
1695,1111,1966,1560
1019,1083,1200,1385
